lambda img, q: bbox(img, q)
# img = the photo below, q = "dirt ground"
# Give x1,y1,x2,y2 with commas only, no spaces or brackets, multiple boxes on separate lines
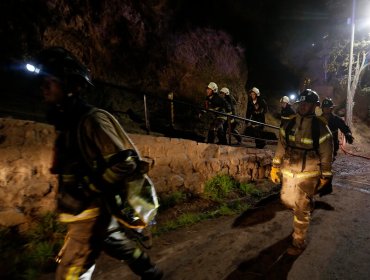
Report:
88,146,370,280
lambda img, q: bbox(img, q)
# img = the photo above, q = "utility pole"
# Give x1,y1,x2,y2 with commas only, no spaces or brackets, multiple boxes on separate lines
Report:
346,0,356,128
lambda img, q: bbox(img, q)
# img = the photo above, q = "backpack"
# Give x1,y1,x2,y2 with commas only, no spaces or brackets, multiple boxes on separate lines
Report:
77,108,159,229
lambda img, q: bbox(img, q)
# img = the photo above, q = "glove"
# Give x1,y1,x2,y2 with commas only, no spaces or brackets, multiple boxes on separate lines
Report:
316,177,333,197
345,133,354,144
270,166,281,184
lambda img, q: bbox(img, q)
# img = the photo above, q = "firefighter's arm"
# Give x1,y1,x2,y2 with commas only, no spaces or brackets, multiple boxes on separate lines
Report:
83,112,141,190
318,124,333,177
316,124,333,196
336,117,354,144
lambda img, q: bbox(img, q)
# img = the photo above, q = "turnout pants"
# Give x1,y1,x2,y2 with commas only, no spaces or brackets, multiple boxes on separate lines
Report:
207,118,227,144
56,213,155,280
280,176,318,244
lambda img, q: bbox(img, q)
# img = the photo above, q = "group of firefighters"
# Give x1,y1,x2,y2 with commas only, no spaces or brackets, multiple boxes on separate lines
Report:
203,81,354,156
204,81,354,255
26,46,355,279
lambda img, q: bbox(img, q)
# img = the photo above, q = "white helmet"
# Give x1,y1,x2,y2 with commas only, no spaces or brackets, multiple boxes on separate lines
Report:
280,96,290,103
220,87,230,95
250,87,260,96
207,82,218,92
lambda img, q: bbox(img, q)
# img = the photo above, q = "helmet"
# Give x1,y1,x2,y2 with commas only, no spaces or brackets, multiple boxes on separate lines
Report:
321,97,335,108
220,87,230,95
280,96,290,103
250,87,260,96
297,89,320,104
29,47,93,86
207,82,218,92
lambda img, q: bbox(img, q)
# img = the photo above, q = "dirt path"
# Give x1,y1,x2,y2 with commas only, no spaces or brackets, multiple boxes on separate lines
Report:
92,154,370,280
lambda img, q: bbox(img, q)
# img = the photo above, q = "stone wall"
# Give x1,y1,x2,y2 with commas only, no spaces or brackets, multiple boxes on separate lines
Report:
0,118,273,228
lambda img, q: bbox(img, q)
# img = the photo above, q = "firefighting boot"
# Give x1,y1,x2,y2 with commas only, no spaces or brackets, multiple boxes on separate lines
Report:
287,215,308,255
128,252,163,280
287,237,307,256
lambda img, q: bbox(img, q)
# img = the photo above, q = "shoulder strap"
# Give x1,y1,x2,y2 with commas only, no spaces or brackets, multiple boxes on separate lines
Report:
311,116,320,151
285,116,296,144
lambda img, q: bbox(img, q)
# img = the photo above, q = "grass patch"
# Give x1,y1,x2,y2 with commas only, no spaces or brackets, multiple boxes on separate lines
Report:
204,174,263,200
153,175,276,235
204,174,237,200
0,212,66,280
153,201,252,235
158,191,188,210
239,182,263,197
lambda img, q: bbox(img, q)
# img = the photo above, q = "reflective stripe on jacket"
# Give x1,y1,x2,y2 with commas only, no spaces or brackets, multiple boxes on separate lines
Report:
273,114,333,178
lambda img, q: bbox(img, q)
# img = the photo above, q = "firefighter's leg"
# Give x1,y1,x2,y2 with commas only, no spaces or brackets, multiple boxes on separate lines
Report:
103,219,163,280
207,121,217,143
281,177,314,254
254,127,266,149
231,121,242,144
55,214,108,280
292,178,316,243
216,118,227,144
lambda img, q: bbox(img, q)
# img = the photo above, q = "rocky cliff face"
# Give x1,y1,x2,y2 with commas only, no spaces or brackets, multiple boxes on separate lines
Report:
0,117,273,229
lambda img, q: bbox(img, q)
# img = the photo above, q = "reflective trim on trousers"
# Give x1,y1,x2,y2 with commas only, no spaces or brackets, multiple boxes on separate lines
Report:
281,169,320,179
59,208,100,223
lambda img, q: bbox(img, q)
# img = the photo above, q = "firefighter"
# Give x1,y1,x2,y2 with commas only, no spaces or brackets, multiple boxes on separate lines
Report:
219,87,242,145
28,47,163,280
204,82,230,144
321,97,354,159
280,95,296,126
270,89,333,255
245,87,268,148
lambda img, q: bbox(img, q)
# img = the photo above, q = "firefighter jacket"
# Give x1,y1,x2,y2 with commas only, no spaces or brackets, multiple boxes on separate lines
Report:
246,96,267,127
323,112,352,154
50,98,139,222
280,105,296,126
224,94,237,123
205,92,231,120
272,113,333,180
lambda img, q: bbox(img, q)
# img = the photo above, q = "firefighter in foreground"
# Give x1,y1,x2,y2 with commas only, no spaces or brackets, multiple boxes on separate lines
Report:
321,97,354,160
28,47,163,279
270,89,333,255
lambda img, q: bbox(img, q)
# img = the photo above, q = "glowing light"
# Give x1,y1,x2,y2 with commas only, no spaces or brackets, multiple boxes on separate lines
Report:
25,64,40,73
26,64,35,72
290,94,296,101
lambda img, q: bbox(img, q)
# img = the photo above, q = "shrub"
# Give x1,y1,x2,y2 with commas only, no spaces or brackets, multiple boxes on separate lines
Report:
204,174,237,200
0,212,66,280
239,182,263,197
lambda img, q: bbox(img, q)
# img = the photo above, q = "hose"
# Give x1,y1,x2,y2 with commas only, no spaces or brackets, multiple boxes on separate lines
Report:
340,143,370,160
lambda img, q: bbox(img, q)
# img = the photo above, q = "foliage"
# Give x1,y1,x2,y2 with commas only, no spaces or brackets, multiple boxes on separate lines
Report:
154,201,252,235
239,182,263,197
159,191,188,210
204,174,262,201
158,28,247,109
0,212,66,280
204,174,236,200
326,39,370,88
